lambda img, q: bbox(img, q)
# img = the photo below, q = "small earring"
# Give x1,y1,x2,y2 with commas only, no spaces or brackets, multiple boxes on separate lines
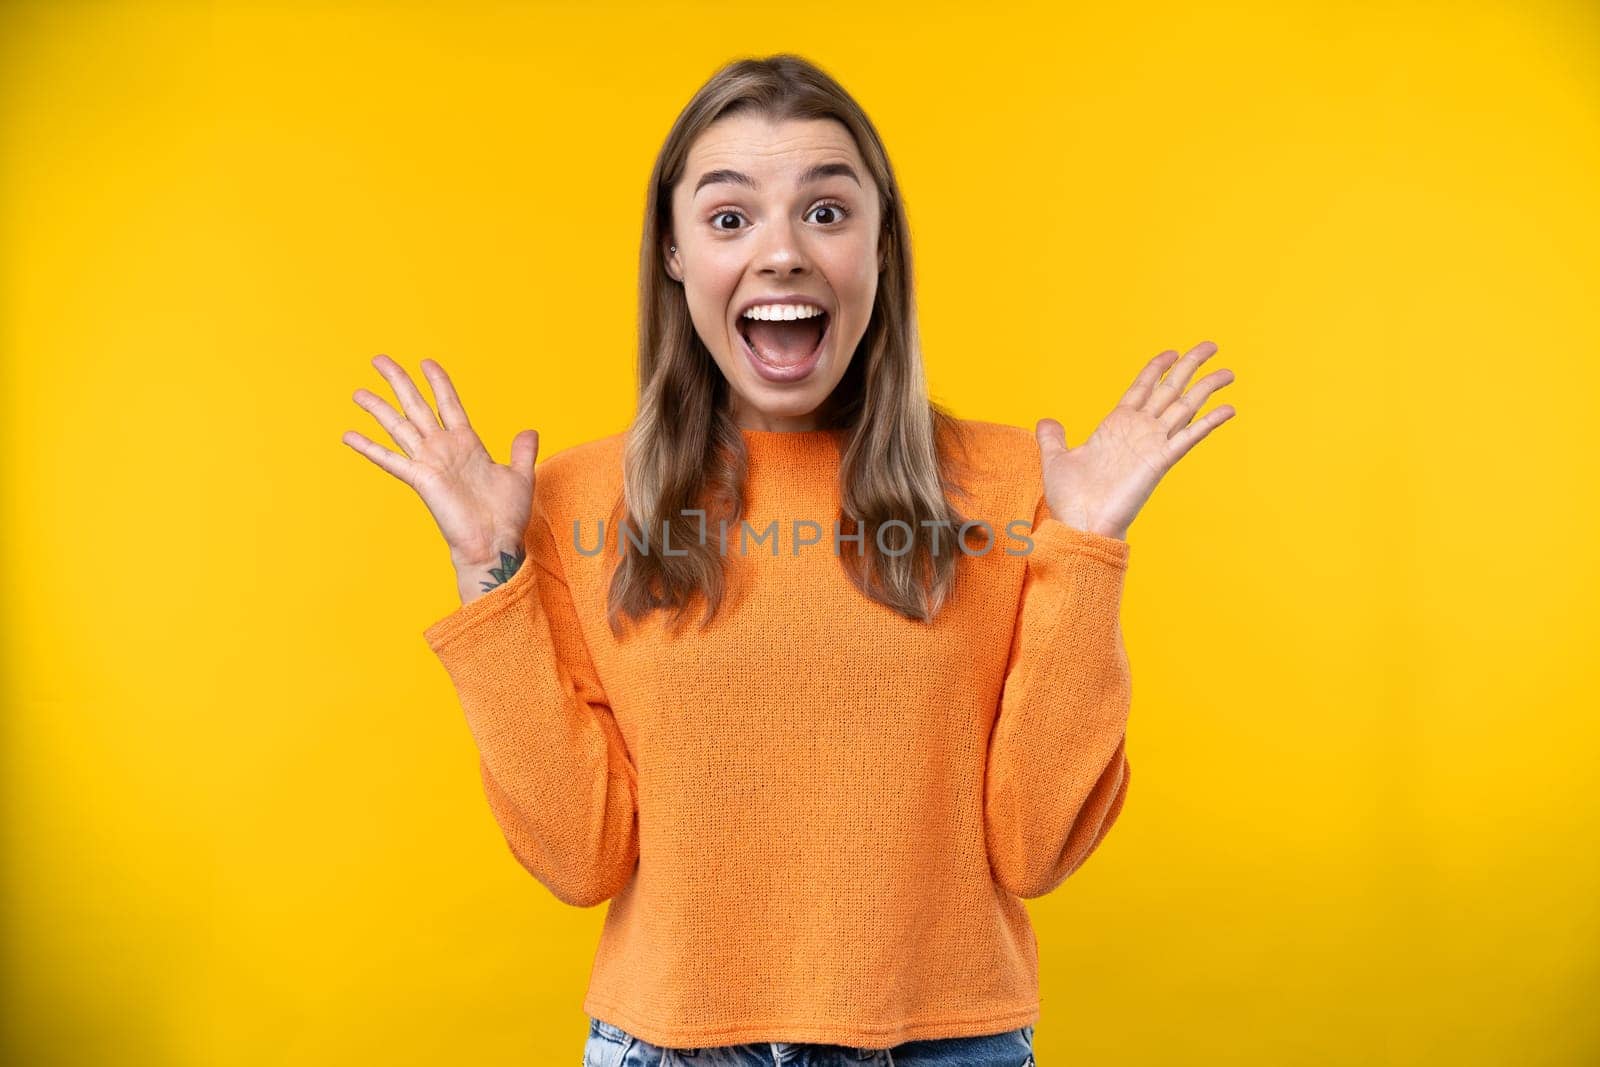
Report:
670,245,677,253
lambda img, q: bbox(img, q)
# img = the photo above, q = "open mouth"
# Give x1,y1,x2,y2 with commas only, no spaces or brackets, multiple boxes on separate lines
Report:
735,310,831,369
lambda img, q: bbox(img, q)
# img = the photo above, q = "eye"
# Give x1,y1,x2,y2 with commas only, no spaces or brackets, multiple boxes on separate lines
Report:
706,199,854,233
806,200,852,225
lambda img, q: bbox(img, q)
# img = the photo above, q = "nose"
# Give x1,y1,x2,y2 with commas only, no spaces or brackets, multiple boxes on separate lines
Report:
752,218,812,276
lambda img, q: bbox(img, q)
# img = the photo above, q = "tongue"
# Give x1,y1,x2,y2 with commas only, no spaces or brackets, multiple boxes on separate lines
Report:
745,316,825,366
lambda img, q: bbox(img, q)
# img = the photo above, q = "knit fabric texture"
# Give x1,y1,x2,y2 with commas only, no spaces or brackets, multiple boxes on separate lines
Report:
421,418,1133,1049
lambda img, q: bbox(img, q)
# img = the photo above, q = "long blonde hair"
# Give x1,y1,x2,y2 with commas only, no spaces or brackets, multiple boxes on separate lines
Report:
607,53,979,637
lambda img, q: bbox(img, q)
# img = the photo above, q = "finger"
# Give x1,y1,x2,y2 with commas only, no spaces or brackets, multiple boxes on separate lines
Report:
353,387,425,456
1164,403,1236,465
1143,341,1219,420
371,354,445,435
342,429,422,486
1142,341,1213,417
1035,417,1069,456
1158,367,1236,435
420,358,474,433
1118,350,1181,409
509,428,539,482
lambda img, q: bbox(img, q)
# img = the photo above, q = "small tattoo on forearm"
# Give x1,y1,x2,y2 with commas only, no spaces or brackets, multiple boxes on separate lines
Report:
478,548,526,592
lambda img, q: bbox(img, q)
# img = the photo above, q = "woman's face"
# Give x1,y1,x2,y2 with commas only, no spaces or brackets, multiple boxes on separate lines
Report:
666,113,884,432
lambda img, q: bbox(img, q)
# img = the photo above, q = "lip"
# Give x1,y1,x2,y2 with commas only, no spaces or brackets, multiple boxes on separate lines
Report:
736,309,832,384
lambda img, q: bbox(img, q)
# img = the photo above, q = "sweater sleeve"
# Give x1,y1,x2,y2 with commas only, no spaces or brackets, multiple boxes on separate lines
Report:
421,488,639,909
983,492,1133,900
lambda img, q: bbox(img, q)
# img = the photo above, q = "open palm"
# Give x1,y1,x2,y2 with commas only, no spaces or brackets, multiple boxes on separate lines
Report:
1038,341,1236,540
341,354,539,571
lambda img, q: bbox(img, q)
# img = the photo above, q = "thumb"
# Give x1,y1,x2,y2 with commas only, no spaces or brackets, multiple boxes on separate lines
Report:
1035,417,1069,458
509,429,539,483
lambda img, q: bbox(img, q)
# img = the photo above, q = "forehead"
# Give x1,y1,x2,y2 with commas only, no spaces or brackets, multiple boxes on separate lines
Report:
683,113,865,180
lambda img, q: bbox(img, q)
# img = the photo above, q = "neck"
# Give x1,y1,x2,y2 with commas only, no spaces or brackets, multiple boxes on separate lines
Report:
731,397,837,433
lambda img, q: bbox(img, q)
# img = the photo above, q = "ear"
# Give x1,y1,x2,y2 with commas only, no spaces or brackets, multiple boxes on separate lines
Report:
663,237,681,282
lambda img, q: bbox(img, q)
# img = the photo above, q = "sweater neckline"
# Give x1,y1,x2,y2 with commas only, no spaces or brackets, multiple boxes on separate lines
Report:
737,424,847,467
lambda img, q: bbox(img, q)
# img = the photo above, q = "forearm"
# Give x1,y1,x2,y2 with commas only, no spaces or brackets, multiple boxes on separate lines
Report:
425,544,639,908
984,516,1135,899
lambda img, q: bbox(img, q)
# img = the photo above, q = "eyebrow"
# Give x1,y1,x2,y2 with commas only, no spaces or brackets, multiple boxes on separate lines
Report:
692,162,862,197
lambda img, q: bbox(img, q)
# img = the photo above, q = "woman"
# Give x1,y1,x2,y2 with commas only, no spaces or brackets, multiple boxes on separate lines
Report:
343,54,1234,1067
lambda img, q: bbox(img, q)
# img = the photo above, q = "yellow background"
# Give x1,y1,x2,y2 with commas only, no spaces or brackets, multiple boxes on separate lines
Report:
3,0,1597,1063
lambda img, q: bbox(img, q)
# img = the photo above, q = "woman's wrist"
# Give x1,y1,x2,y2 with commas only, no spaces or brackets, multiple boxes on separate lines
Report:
1044,507,1127,542
451,544,528,606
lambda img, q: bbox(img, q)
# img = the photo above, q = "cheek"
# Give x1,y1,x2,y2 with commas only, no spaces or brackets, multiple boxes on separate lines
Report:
684,277,733,322
834,274,877,333
829,244,879,300
685,261,738,312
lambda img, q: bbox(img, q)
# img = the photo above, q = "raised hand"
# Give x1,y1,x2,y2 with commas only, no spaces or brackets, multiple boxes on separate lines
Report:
342,354,540,579
1036,340,1236,540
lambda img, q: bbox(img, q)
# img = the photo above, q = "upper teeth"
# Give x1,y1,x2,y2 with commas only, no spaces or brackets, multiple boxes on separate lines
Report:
741,304,825,321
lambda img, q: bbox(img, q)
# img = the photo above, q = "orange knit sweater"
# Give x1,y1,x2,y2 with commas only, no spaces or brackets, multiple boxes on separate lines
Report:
421,418,1133,1049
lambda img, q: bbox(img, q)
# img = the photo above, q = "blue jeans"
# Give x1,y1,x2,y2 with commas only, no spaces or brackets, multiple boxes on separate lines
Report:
582,1016,1036,1066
